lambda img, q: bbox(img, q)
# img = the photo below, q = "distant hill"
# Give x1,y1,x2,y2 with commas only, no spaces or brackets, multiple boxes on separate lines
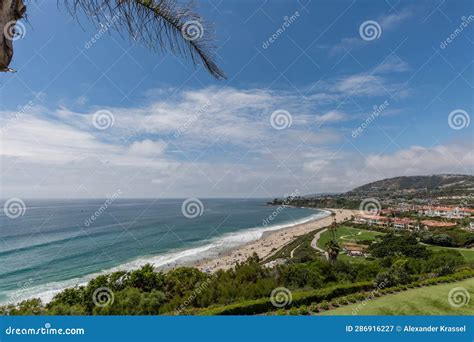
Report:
348,174,474,195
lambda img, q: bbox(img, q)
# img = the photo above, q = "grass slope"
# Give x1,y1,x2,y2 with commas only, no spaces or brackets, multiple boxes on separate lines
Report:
427,245,474,263
317,226,384,249
320,278,474,315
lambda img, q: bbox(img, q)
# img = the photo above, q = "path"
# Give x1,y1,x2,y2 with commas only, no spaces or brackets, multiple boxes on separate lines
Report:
311,228,329,260
290,245,300,258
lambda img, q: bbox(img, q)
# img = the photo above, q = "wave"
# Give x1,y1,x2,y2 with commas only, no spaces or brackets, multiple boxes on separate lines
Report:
0,210,329,305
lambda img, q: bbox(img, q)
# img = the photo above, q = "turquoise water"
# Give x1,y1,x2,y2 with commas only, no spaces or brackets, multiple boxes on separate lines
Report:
0,198,326,304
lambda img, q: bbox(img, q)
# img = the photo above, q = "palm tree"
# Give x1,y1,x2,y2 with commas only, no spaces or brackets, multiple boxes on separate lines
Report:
0,0,26,71
325,239,340,262
325,211,339,261
1,0,225,78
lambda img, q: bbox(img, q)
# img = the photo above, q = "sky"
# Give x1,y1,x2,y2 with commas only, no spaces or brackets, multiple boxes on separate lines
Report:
0,0,473,199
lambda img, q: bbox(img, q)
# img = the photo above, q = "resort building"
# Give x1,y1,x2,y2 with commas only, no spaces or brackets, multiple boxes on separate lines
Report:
353,214,389,227
343,243,367,257
420,220,457,230
391,218,419,230
417,206,473,219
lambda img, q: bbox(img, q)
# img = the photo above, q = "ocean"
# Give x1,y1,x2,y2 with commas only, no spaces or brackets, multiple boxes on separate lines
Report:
0,198,327,305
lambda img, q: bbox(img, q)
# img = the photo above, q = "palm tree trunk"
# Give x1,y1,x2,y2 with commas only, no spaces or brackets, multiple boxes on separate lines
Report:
0,0,26,71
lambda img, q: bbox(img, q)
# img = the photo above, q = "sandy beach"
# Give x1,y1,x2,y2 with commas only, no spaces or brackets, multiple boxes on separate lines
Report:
195,208,354,272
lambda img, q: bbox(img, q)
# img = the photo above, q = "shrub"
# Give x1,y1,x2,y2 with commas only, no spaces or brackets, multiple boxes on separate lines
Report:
198,281,374,315
319,301,329,310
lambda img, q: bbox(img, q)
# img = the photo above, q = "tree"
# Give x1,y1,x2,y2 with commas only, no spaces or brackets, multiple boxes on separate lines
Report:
1,0,225,78
325,239,341,262
0,0,26,71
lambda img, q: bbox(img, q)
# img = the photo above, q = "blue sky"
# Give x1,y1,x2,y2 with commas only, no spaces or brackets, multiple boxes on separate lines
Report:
0,0,473,198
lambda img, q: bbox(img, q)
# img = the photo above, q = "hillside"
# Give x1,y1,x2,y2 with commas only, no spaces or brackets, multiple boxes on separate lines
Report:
347,174,474,196
320,278,474,315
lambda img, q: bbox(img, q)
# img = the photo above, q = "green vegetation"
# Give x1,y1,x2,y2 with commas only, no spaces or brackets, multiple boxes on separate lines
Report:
2,225,473,316
265,227,325,263
368,234,431,259
427,245,474,263
320,277,474,315
418,227,474,248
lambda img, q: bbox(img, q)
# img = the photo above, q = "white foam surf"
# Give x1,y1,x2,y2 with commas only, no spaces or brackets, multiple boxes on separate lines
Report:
1,210,330,305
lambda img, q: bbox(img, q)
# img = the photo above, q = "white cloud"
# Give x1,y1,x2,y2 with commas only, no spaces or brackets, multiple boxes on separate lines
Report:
315,110,347,124
330,8,413,55
1,84,470,198
127,140,167,156
365,144,474,177
379,9,412,30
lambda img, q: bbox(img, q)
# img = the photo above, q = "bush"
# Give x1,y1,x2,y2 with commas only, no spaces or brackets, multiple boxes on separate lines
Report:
198,282,374,315
319,301,329,310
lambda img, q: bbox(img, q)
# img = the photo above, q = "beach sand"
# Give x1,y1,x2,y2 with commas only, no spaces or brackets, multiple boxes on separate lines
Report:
194,208,354,272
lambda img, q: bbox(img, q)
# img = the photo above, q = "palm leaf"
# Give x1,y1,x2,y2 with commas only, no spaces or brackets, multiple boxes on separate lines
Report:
62,0,226,79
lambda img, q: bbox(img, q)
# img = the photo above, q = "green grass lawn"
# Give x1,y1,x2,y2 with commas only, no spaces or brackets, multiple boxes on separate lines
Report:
317,225,384,250
427,245,474,263
320,278,474,315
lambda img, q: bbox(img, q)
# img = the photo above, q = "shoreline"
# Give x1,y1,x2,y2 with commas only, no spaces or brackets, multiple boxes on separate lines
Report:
1,208,330,305
194,208,353,273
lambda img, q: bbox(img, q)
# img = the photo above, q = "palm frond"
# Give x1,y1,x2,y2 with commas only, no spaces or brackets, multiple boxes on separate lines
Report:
62,0,226,79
